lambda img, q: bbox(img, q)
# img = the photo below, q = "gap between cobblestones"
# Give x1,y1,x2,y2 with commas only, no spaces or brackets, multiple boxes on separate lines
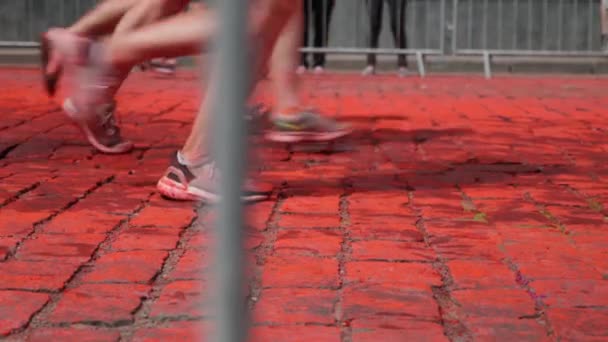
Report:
247,197,285,311
0,108,60,133
460,189,557,340
0,181,44,208
336,193,353,342
409,190,473,342
7,189,155,338
0,144,19,160
502,256,556,338
146,103,183,122
119,210,204,341
562,183,608,220
0,112,66,162
523,192,569,234
2,175,115,262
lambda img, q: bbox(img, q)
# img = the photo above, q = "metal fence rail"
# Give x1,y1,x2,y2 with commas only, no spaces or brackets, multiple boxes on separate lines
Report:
452,0,606,77
0,0,97,45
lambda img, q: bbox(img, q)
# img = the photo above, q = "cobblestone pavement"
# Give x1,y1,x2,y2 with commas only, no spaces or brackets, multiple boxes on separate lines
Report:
1,68,608,341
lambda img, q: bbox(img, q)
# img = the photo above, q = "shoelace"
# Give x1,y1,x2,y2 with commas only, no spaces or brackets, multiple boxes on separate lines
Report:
206,161,218,181
98,104,120,137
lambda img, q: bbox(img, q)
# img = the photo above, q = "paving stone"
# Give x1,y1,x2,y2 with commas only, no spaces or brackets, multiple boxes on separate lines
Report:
2,70,608,340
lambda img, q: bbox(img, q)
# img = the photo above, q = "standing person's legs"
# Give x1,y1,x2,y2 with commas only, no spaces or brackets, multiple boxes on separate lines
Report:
299,0,311,72
363,0,384,75
387,0,408,72
602,0,608,50
311,0,334,72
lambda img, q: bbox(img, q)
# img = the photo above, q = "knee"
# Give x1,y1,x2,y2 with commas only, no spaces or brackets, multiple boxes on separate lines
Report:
142,0,187,15
257,0,299,17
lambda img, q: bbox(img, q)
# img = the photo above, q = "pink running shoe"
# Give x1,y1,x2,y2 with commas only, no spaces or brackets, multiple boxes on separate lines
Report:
157,152,272,202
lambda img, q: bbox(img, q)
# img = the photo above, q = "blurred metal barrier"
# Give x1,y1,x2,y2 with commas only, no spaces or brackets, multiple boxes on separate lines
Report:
0,0,97,47
452,0,607,77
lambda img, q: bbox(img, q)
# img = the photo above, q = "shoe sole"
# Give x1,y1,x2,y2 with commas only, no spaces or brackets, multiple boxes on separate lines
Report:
264,128,351,143
63,99,134,155
152,67,176,75
157,177,270,203
40,34,62,97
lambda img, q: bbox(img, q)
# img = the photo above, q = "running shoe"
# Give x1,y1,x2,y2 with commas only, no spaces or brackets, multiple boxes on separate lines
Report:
296,65,307,75
313,66,325,75
265,109,351,143
157,152,272,202
63,98,133,154
361,65,375,76
150,58,177,75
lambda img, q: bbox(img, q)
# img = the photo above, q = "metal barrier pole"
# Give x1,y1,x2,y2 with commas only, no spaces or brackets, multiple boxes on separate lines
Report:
527,0,533,50
209,0,249,340
467,0,473,48
439,0,446,53
542,0,549,50
512,0,519,49
482,0,488,49
572,0,579,50
587,0,593,51
483,51,492,78
451,0,459,54
558,0,564,50
415,51,426,76
498,0,503,49
26,0,33,42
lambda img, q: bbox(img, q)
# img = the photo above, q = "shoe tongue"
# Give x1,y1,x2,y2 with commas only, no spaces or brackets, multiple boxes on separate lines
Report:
98,102,115,113
94,102,116,122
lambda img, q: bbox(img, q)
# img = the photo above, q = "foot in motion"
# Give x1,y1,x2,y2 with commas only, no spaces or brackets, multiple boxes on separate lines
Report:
157,152,272,202
63,41,133,154
265,108,351,143
150,58,177,75
361,65,375,76
40,28,91,97
63,98,133,154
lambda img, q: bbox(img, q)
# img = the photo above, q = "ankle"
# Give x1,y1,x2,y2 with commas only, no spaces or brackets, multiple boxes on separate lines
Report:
272,106,302,120
178,150,209,168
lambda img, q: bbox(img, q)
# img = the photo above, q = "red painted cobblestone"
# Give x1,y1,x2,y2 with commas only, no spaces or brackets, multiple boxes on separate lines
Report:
131,322,203,341
149,280,206,319
350,320,448,341
27,328,121,342
262,255,339,288
2,68,608,340
48,283,149,324
0,260,78,291
252,288,336,324
0,291,49,335
80,250,168,283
